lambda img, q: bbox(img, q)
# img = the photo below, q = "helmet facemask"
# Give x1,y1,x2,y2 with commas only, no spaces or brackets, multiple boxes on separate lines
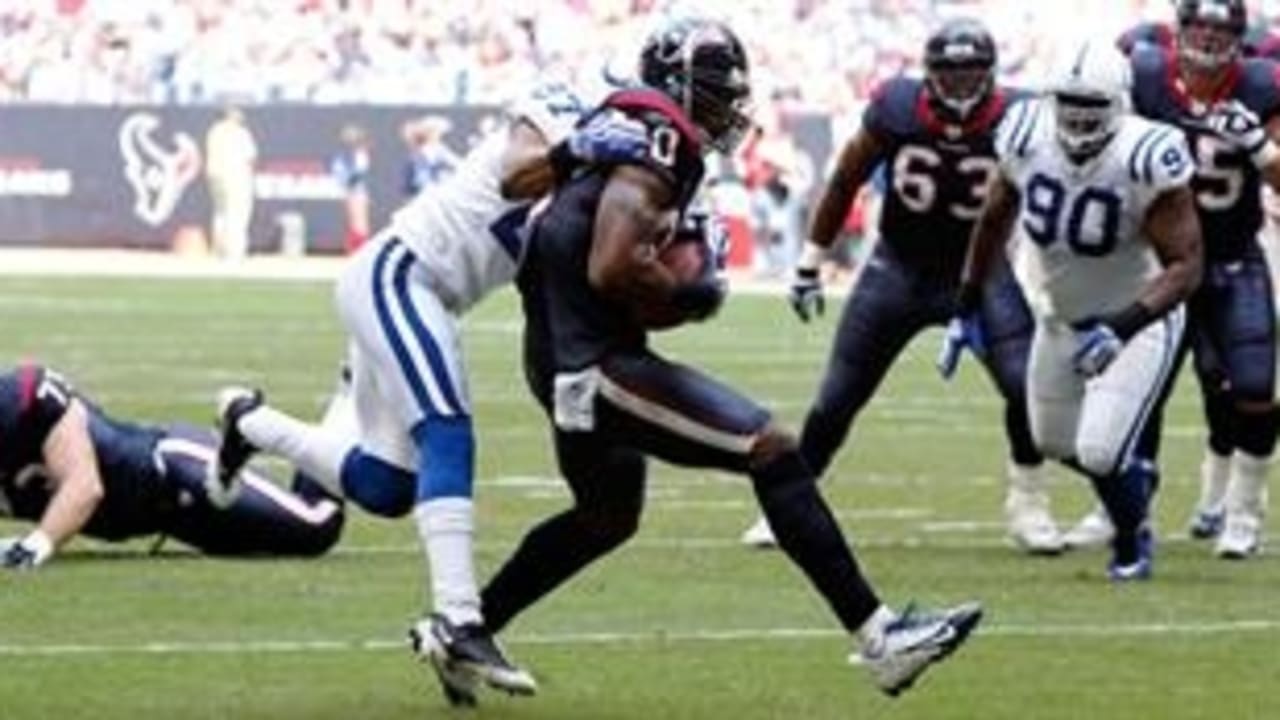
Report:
678,27,754,155
1178,20,1243,73
1052,91,1121,161
926,64,994,121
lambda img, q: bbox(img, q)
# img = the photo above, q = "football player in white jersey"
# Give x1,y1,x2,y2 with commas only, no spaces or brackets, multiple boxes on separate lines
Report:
944,40,1203,580
208,82,651,702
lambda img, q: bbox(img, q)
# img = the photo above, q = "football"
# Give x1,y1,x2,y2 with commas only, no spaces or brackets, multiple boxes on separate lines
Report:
633,237,713,330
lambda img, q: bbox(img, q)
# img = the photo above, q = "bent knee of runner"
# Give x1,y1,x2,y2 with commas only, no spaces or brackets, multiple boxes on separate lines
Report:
747,423,800,470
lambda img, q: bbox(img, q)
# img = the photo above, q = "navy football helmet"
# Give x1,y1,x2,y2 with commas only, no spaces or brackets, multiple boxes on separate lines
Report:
924,18,997,122
639,16,753,154
1176,0,1247,72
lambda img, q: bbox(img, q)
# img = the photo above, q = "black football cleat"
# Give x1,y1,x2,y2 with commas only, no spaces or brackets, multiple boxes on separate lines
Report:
211,387,264,496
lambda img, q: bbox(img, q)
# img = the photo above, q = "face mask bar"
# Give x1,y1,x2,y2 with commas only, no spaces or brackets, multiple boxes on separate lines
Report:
1053,92,1117,158
1178,22,1242,72
928,65,993,119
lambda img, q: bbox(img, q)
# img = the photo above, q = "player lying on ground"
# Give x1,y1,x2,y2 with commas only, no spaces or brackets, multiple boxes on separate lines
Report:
0,363,343,569
209,67,651,700
740,18,1065,555
950,40,1203,581
471,16,982,708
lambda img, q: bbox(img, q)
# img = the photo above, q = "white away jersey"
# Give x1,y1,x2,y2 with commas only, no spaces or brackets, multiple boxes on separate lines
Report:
387,81,594,313
996,99,1193,323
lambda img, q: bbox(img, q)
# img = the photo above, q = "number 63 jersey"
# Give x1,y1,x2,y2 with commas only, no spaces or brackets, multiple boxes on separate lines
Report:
863,77,1026,272
996,99,1194,324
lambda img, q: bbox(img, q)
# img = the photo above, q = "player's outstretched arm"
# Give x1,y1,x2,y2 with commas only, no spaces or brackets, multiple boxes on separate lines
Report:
499,120,557,200
790,128,884,322
959,174,1020,290
500,113,650,201
1139,185,1204,315
37,400,105,548
1,399,105,569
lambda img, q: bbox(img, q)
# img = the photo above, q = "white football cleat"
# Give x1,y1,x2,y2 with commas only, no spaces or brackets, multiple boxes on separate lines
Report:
1061,505,1115,549
1215,512,1263,559
1005,490,1064,555
739,515,777,549
860,602,984,697
1005,464,1064,555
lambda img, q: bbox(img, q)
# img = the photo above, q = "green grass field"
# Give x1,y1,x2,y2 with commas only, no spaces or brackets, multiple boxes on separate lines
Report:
0,277,1275,720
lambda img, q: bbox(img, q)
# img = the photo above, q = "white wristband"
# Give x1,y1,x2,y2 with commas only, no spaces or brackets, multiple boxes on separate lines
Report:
23,530,54,565
797,241,826,271
1252,140,1280,169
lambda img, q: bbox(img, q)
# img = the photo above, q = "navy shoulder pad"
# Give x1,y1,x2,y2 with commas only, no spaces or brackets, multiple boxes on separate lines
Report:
862,76,924,140
1236,58,1280,119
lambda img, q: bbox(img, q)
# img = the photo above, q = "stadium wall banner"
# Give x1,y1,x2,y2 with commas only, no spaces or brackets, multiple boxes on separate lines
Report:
0,105,831,255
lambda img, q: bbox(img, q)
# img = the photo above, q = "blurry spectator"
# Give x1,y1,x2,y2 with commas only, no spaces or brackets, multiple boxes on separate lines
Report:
743,117,812,278
204,106,258,260
401,115,460,197
330,123,372,253
0,1,1198,114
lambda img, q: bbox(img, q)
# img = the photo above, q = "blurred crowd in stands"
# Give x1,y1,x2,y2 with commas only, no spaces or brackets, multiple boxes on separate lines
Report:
3,0,1278,271
0,0,1228,110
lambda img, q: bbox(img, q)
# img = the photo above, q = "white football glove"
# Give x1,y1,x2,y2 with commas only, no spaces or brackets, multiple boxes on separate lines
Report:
1206,100,1280,167
0,531,54,570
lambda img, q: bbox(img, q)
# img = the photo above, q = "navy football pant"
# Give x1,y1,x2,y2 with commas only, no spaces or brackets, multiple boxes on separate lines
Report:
482,350,882,634
801,245,1041,476
1189,251,1278,458
154,436,345,557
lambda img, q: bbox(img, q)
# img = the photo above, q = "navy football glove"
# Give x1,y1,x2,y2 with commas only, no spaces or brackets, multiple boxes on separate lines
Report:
937,313,986,380
1072,322,1123,378
566,111,651,165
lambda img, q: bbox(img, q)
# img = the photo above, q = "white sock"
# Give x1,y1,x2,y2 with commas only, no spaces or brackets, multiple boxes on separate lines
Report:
238,403,353,497
856,604,896,652
1227,451,1271,519
1198,449,1232,514
416,498,482,625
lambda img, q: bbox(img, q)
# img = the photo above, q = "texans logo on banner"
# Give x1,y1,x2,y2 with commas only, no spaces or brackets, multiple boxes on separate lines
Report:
119,113,202,227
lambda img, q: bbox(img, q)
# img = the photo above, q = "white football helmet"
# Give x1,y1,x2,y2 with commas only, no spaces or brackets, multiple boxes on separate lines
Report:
1045,40,1132,161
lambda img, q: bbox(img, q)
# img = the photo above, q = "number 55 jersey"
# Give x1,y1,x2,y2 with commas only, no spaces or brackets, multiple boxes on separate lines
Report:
995,98,1194,324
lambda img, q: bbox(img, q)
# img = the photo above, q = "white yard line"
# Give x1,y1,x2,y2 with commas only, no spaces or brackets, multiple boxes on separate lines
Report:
0,619,1276,657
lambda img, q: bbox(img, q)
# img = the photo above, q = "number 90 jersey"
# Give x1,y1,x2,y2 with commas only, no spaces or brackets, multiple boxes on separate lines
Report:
387,82,594,313
996,99,1194,324
863,77,1026,271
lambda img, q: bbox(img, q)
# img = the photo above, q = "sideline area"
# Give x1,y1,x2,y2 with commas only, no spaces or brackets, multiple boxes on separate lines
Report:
0,248,829,296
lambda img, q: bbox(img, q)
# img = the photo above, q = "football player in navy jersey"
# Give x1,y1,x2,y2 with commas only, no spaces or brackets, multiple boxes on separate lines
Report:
1118,12,1280,61
0,364,343,569
739,18,1063,555
462,17,981,707
1118,0,1280,558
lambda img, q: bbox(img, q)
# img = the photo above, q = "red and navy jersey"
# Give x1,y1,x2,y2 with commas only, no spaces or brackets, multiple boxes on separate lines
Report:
519,88,706,398
862,77,1027,273
0,365,167,540
1131,44,1280,261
